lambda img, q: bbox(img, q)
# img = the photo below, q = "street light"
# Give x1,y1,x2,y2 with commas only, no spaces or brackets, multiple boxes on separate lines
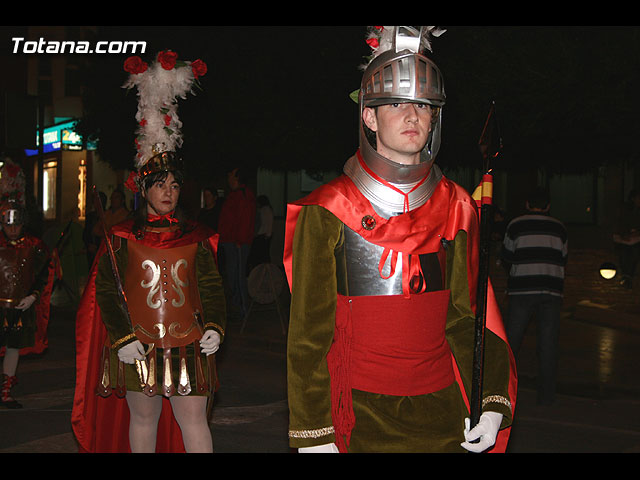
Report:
599,262,618,280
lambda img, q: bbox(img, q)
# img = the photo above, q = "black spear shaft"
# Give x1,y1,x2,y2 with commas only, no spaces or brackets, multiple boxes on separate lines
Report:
469,101,502,430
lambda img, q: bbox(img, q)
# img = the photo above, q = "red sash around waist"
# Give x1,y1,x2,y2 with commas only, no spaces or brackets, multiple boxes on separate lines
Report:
327,289,453,452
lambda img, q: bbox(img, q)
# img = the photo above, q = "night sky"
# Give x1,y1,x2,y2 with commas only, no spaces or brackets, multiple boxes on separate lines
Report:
3,26,640,181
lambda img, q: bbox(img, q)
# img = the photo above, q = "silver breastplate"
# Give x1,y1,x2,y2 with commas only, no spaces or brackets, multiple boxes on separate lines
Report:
338,156,447,296
338,227,446,297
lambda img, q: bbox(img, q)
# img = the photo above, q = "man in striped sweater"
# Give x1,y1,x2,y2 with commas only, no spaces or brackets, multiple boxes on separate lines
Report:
501,188,568,406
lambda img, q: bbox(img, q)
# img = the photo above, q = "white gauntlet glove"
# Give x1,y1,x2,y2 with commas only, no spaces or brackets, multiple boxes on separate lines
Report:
461,412,503,453
117,340,147,364
15,294,37,311
298,443,339,453
200,330,221,355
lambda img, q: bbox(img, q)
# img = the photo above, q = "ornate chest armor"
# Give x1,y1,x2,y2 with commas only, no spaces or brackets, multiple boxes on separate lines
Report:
124,240,204,349
0,245,35,308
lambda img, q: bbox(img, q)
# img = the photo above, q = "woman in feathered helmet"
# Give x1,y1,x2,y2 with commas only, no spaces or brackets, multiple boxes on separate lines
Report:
72,51,227,453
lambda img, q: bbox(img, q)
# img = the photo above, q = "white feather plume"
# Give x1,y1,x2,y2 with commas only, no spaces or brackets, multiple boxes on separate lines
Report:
123,55,199,170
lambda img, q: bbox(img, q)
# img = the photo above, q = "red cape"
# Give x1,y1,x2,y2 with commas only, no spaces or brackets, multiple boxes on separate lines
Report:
71,220,218,453
0,236,57,358
283,171,517,453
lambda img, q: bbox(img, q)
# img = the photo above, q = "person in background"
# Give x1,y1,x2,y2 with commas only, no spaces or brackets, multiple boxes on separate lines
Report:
613,188,640,289
0,200,52,409
198,186,223,232
501,187,568,406
247,195,274,273
92,189,130,239
83,191,107,267
217,167,255,318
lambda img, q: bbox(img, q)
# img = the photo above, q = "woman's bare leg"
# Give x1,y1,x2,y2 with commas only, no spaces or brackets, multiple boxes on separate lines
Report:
126,391,163,452
170,395,213,453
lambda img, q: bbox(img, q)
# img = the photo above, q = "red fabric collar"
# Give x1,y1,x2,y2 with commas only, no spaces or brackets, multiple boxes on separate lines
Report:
147,212,178,224
110,219,215,249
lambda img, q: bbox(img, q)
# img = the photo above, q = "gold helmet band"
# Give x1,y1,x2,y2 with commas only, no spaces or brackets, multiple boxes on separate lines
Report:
138,151,184,179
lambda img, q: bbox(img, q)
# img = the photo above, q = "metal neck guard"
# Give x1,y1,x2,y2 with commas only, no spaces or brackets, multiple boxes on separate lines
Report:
344,154,443,215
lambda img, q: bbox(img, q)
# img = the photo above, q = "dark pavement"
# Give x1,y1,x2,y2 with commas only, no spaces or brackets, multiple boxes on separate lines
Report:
0,224,639,453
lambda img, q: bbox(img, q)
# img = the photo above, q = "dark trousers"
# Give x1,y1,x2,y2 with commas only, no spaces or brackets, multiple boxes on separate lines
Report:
221,242,251,317
506,293,562,405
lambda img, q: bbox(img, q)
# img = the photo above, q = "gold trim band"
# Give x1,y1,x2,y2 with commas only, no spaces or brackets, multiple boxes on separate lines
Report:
288,426,335,439
111,333,137,350
482,395,512,411
204,322,225,337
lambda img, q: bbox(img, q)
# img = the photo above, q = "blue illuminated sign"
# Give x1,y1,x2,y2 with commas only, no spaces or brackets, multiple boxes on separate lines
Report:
24,120,96,156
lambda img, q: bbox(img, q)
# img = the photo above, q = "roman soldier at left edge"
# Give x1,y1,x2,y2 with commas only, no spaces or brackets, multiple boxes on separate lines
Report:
0,158,55,409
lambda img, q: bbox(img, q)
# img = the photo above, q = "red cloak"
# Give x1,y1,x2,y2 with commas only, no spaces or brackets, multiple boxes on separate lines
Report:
71,220,218,453
283,168,517,453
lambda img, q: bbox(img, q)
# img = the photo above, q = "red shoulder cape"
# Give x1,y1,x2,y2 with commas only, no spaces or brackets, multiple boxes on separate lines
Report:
71,220,218,453
283,172,517,453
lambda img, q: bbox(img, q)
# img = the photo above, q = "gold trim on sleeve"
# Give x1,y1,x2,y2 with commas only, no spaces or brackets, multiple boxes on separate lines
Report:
204,322,225,337
288,426,335,439
111,333,137,350
482,395,512,411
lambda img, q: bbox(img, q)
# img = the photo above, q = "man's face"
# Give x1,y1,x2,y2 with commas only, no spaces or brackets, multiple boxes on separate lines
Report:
227,168,240,190
110,190,124,209
143,172,180,216
363,102,433,166
2,223,23,241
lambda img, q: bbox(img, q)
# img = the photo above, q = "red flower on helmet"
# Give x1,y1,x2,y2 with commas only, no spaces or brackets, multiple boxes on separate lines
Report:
124,56,148,74
366,38,379,49
124,171,139,193
191,59,207,79
157,50,178,70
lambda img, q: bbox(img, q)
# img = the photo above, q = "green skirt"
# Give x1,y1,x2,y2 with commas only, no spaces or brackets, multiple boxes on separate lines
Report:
346,382,469,453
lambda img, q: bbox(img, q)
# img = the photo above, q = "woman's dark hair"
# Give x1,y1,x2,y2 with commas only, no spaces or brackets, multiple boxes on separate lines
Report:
132,169,193,239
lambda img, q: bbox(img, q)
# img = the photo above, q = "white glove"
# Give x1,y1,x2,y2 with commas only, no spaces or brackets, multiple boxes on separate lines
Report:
117,340,147,364
298,443,339,453
461,412,503,453
200,330,221,356
15,294,37,311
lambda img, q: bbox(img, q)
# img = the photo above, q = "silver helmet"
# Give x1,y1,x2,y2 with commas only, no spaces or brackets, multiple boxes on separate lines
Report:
358,26,446,184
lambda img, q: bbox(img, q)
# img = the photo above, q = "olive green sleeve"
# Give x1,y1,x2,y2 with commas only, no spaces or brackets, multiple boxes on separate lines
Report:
196,242,226,341
95,238,136,350
287,205,344,448
444,230,513,427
